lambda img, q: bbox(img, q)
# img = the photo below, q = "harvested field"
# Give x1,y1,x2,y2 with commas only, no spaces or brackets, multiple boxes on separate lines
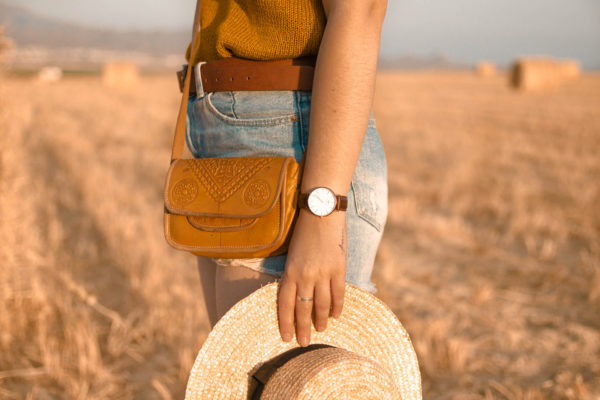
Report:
1,70,599,399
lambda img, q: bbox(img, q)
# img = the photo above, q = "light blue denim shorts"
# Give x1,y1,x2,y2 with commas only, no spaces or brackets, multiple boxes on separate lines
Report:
186,87,388,294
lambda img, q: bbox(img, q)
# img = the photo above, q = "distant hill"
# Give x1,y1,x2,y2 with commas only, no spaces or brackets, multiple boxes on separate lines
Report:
0,2,465,71
0,2,188,57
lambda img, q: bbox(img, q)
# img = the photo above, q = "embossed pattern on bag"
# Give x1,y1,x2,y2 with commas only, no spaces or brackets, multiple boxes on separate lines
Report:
190,158,270,203
164,156,300,258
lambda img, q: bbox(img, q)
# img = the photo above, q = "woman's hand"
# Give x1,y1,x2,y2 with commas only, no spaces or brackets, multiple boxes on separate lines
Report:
278,209,347,346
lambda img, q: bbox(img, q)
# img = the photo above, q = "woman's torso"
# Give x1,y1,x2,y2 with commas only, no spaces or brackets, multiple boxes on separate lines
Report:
186,0,326,65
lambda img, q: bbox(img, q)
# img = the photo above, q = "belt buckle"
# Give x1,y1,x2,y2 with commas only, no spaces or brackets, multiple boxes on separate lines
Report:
194,62,207,97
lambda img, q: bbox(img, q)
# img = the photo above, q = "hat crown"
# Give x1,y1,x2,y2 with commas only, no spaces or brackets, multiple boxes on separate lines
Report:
260,346,401,399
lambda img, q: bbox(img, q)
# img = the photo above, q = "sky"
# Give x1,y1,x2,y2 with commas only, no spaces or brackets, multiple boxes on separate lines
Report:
5,0,600,68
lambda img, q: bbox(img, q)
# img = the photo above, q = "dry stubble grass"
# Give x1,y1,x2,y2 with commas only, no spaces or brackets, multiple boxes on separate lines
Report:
0,74,207,399
0,70,599,399
373,71,600,399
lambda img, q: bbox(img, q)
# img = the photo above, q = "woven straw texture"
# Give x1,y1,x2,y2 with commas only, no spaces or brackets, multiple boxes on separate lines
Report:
261,347,400,399
184,282,422,400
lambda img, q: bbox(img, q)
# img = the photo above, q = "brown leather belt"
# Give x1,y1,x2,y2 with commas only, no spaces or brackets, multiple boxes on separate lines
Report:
178,56,316,94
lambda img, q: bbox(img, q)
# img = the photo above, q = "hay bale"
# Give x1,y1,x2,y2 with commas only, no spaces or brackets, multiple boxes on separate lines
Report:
37,66,63,83
561,60,581,79
475,61,496,77
102,62,140,88
509,57,580,91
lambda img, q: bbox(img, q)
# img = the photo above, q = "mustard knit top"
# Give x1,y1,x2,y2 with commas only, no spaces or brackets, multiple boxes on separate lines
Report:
185,0,326,65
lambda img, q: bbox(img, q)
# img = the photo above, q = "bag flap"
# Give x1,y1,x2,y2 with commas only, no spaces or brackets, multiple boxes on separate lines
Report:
165,156,294,218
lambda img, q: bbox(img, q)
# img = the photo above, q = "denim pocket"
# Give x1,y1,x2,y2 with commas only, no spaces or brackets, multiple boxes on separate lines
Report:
350,123,388,232
187,92,304,161
205,91,300,127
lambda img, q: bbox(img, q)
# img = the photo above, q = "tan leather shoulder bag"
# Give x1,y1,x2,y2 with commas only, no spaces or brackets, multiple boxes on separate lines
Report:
163,0,301,258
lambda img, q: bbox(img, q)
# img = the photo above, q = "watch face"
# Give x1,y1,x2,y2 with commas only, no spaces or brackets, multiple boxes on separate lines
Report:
307,187,336,217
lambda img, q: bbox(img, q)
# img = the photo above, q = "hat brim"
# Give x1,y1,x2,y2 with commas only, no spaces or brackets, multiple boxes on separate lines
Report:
184,282,422,400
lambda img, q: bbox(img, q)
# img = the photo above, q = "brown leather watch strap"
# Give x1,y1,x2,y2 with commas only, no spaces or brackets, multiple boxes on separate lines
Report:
336,196,349,211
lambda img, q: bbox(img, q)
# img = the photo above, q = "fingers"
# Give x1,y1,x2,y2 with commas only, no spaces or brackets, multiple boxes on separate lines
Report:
278,275,316,347
314,281,331,332
279,278,340,346
295,287,315,347
330,273,345,318
278,271,346,346
277,278,296,343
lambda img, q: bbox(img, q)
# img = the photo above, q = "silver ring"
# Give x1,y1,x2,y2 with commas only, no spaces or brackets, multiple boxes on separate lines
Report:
297,295,313,302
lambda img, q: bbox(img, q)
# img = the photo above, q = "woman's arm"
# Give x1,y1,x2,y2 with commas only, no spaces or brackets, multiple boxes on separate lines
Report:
278,0,388,346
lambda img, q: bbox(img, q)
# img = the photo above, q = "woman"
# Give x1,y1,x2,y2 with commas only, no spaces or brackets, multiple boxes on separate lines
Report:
185,0,388,348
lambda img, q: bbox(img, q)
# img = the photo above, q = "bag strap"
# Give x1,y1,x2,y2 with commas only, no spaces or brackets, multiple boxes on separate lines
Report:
171,0,202,161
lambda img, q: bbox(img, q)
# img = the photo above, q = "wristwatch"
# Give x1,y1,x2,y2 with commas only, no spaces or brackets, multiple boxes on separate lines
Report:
298,187,348,217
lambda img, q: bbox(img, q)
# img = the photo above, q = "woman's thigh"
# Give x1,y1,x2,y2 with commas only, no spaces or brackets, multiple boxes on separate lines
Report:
195,257,218,327
187,89,387,294
196,257,279,328
214,263,279,321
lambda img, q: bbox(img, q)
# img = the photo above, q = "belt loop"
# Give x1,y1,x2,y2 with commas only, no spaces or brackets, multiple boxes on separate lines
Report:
194,62,207,97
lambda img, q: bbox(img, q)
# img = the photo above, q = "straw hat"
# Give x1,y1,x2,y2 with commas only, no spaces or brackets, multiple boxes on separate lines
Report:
185,282,422,400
